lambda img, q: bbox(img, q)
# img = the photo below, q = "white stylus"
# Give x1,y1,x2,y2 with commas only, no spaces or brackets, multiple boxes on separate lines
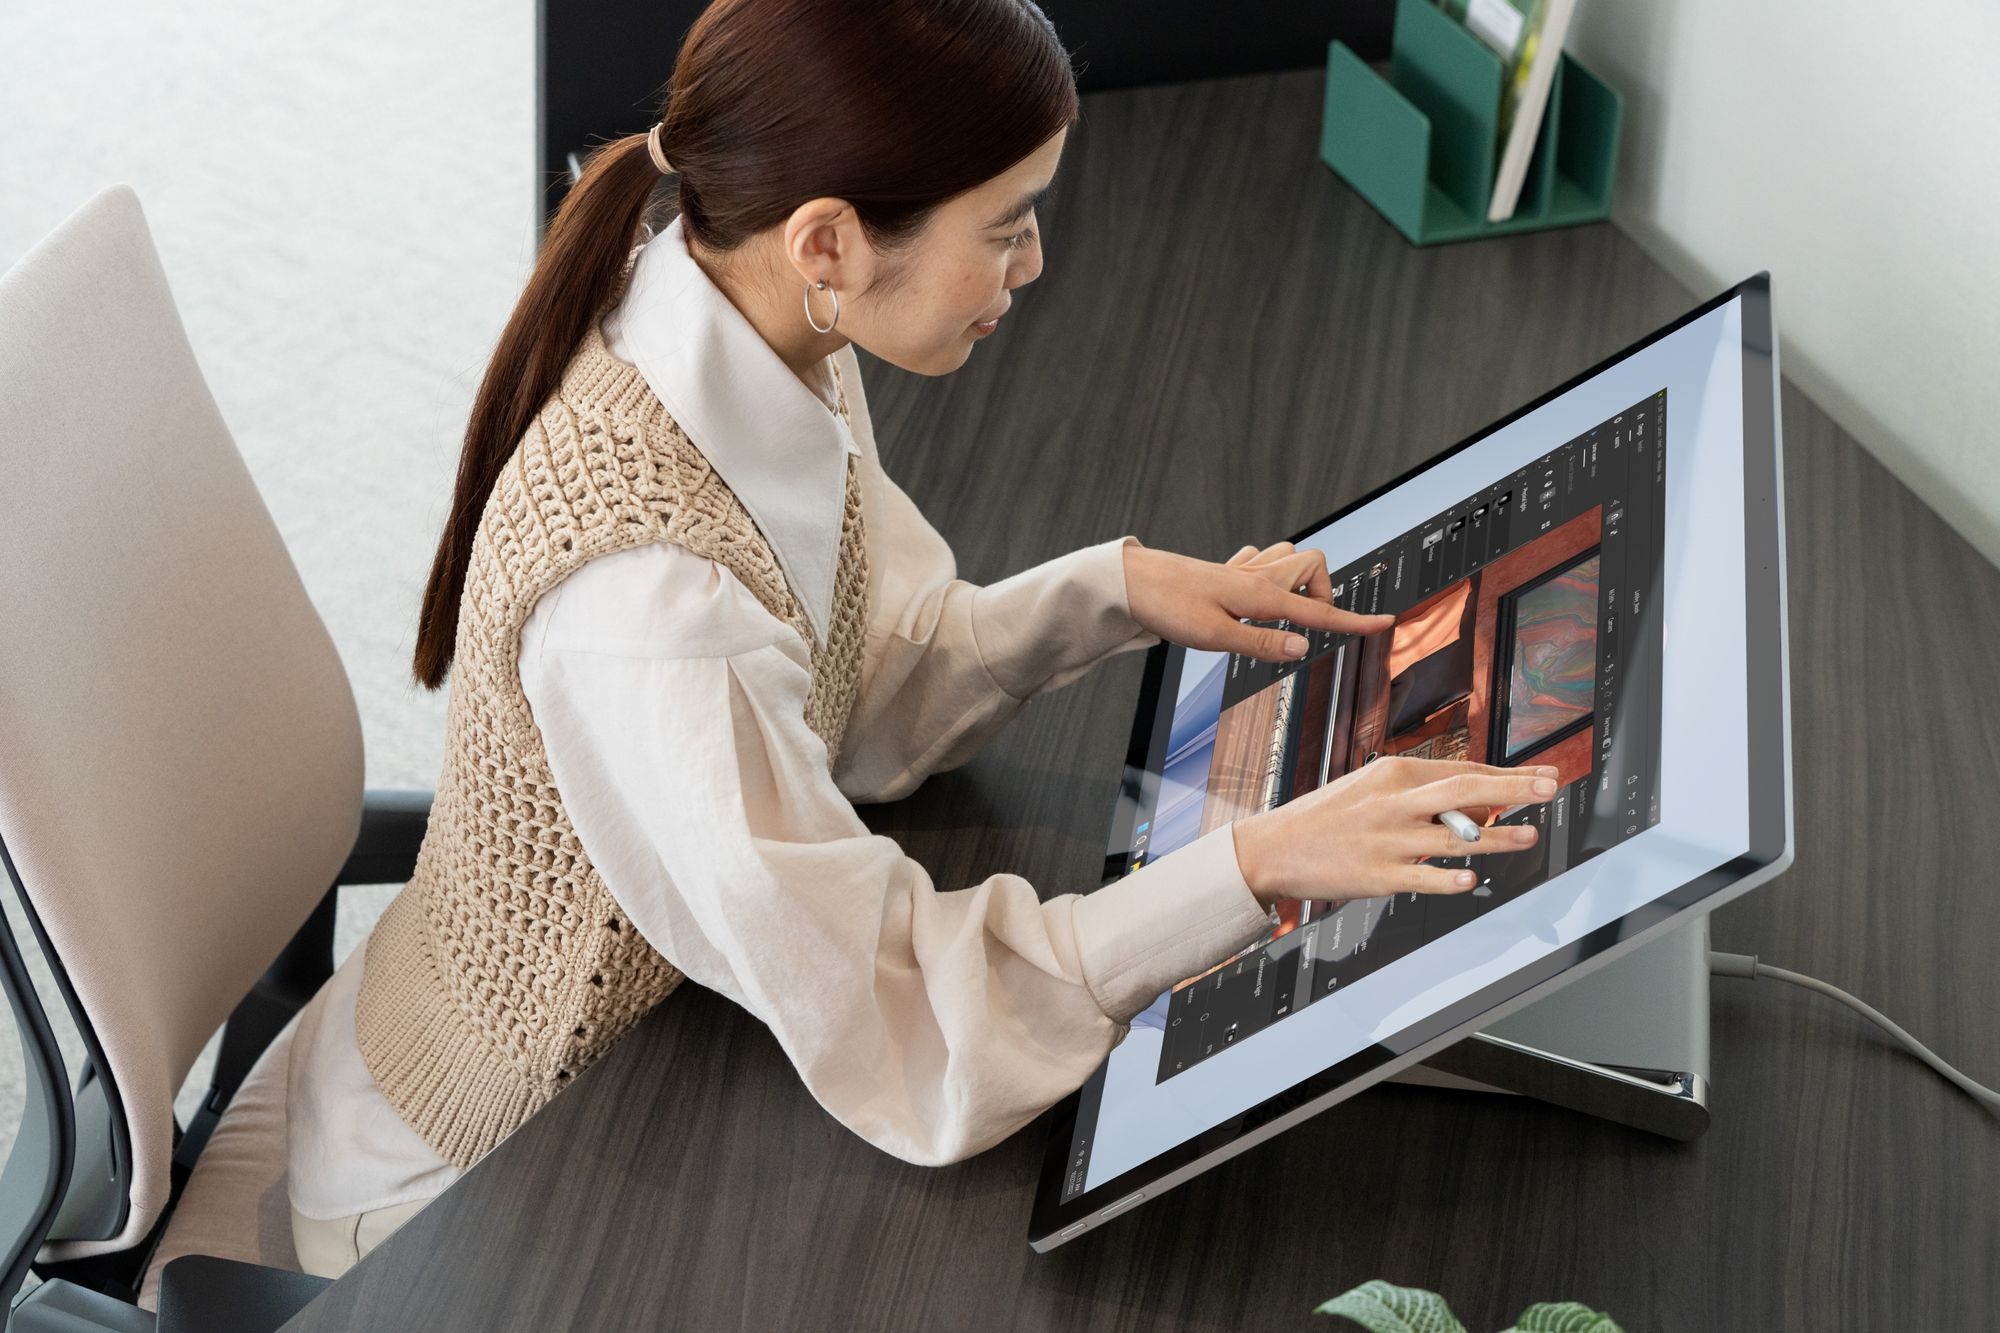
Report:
1438,809,1482,843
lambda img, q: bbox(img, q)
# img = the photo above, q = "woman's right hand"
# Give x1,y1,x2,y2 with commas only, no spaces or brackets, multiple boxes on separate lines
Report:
1230,756,1561,906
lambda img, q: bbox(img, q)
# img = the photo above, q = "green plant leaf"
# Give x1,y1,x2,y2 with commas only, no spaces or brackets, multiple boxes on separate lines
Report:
1315,1280,1468,1333
1502,1300,1625,1333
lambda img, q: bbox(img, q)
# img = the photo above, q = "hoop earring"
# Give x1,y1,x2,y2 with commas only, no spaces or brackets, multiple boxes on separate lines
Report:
804,279,840,334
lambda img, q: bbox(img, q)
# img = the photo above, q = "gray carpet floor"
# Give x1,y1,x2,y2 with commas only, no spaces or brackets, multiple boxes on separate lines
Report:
1,0,539,1208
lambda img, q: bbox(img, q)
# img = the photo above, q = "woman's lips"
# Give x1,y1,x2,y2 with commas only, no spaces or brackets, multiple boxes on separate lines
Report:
972,303,1008,336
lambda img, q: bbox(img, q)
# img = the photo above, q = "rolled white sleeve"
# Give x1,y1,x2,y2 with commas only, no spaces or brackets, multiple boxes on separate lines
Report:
518,542,1269,1165
837,447,1160,803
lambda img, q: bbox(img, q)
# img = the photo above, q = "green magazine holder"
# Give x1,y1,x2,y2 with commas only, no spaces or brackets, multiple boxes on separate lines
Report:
1321,0,1623,244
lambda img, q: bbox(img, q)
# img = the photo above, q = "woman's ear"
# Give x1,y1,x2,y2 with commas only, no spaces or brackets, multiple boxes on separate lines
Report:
782,197,871,293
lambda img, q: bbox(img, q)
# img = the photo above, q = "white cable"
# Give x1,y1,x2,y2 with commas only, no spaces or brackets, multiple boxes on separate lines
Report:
1710,950,2000,1114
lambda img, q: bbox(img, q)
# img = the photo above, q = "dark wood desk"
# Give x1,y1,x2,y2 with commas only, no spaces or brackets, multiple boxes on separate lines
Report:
287,69,2000,1332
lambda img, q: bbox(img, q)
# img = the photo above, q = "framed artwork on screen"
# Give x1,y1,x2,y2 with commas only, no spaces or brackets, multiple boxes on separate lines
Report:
1488,545,1601,765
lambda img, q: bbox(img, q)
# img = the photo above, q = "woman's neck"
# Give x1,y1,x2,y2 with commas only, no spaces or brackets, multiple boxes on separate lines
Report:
686,232,848,408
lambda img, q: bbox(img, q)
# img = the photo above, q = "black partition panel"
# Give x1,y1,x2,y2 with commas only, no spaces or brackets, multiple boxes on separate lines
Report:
536,0,1395,233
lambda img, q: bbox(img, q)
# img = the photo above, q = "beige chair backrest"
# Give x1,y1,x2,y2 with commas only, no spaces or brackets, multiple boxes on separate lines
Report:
0,185,364,1259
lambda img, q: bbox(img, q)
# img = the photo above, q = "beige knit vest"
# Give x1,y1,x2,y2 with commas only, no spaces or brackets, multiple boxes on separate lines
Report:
354,317,871,1169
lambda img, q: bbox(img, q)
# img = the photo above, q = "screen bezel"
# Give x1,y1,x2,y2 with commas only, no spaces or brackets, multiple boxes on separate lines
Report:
1029,271,1790,1249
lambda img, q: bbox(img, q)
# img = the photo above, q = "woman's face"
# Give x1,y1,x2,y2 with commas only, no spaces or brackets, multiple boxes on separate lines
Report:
787,127,1067,376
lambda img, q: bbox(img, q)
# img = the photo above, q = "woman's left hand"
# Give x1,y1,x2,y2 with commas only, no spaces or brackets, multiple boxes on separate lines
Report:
1122,538,1395,662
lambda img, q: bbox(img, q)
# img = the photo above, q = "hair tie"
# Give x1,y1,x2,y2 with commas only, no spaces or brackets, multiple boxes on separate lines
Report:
647,123,674,175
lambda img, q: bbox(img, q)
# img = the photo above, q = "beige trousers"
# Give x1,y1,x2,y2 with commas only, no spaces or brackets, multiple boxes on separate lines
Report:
290,1196,435,1280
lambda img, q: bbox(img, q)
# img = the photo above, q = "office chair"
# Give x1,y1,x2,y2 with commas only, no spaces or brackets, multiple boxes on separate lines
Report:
0,184,434,1329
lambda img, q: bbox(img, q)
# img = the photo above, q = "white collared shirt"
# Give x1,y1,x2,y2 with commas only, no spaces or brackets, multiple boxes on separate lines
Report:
283,217,1271,1220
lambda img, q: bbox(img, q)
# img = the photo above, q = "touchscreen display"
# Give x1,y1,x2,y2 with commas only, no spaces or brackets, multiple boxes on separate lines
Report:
1062,296,1751,1203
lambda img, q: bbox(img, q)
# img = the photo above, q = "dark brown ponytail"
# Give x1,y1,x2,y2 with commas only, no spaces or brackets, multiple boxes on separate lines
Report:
412,0,1080,690
410,133,658,689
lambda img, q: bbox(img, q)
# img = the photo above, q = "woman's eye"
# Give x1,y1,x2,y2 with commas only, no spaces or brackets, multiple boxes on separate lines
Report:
1004,227,1036,251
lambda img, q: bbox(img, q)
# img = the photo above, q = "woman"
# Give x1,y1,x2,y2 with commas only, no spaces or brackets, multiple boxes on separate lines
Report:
282,0,1555,1278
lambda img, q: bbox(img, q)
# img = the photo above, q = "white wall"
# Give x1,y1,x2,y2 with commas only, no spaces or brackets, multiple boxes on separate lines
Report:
1566,0,2000,569
0,0,536,810
0,0,538,1180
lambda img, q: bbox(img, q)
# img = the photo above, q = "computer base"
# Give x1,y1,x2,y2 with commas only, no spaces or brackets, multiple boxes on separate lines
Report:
1383,914,1713,1141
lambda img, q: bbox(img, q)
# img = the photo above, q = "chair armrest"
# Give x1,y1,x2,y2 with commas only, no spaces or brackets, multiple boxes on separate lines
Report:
155,1255,330,1333
8,1277,155,1331
336,788,433,886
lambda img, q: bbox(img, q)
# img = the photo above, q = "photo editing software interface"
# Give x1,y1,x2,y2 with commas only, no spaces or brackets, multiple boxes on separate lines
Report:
1064,389,1666,1201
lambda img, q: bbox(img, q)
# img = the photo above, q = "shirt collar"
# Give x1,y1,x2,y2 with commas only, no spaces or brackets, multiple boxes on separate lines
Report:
607,213,860,647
